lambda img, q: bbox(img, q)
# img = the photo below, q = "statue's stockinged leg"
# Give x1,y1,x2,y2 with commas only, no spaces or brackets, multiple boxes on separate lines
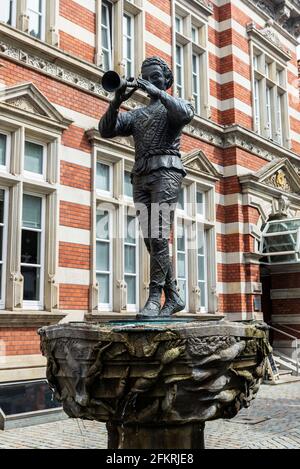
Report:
134,170,185,319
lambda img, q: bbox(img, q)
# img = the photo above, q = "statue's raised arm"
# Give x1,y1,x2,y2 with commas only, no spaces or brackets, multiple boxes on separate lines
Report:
98,56,194,320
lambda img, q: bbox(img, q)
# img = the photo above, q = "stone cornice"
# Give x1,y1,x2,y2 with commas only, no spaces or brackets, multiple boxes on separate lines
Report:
247,22,292,61
178,0,213,18
241,0,300,41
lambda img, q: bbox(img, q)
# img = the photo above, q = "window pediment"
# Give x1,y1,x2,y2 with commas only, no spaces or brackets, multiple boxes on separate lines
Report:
182,149,221,181
240,158,300,195
0,83,72,130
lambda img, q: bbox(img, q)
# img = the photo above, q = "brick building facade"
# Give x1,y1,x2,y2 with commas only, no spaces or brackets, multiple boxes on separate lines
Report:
0,0,299,383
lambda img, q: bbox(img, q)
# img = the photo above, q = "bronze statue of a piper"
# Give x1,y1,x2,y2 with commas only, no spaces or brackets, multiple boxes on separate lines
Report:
99,57,194,319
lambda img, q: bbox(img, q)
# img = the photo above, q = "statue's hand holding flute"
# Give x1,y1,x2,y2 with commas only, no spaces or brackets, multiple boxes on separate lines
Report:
102,70,162,108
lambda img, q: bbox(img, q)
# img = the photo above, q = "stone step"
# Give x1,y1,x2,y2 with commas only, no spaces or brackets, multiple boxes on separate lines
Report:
264,375,300,385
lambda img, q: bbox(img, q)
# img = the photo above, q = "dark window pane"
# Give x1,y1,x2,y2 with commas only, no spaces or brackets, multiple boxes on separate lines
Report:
21,230,40,264
0,380,61,416
0,227,3,261
0,189,4,224
22,195,41,229
0,134,7,166
21,266,40,301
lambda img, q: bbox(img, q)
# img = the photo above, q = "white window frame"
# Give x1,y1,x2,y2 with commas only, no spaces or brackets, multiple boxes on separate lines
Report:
101,0,113,71
123,11,135,78
176,217,189,312
175,178,216,314
196,187,205,220
27,0,46,41
123,168,133,201
251,44,289,147
253,78,260,133
0,0,17,27
0,130,11,173
192,53,200,115
96,160,113,197
0,187,9,309
276,92,283,145
96,207,113,311
124,212,139,312
21,192,46,311
197,222,208,311
175,43,184,98
177,184,187,214
24,138,47,181
174,3,209,117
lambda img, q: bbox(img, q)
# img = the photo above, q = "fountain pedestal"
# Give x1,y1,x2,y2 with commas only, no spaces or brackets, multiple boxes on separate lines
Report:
39,319,271,449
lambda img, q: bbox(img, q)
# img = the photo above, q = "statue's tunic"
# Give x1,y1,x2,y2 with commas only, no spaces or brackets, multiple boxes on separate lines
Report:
99,91,194,178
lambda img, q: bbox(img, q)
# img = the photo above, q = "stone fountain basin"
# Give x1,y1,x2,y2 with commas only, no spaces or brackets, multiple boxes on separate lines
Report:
39,319,271,449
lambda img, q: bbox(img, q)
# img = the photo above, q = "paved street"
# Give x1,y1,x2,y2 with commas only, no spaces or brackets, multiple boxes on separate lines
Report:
0,382,299,449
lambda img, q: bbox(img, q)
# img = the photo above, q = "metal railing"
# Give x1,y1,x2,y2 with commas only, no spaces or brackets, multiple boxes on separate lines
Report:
268,324,300,376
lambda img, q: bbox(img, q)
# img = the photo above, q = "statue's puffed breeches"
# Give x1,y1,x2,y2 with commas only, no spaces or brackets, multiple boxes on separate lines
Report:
133,169,183,290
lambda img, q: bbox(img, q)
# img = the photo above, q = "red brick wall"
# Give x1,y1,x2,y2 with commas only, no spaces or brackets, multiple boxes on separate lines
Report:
0,329,40,355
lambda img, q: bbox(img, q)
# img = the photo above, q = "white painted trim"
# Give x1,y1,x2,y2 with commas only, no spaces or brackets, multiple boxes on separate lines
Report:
215,193,243,207
55,104,99,129
213,163,254,177
144,0,171,26
217,251,245,264
61,146,91,168
59,185,91,206
210,70,251,89
57,16,95,46
207,43,250,64
59,226,90,245
72,0,96,13
57,266,90,285
145,31,172,55
216,221,249,235
210,96,252,116
290,130,300,143
217,281,257,294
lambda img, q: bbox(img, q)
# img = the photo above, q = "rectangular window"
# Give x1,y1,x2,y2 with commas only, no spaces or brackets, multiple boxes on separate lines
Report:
191,26,198,43
96,161,112,194
24,141,45,176
96,209,112,309
0,189,7,307
101,1,112,71
253,54,259,70
266,86,272,139
276,93,283,145
177,187,185,211
175,16,183,33
124,214,138,310
254,78,260,133
177,219,188,310
175,44,184,98
197,224,207,309
21,194,44,308
0,133,7,167
0,0,15,26
124,170,133,198
27,0,45,40
192,54,200,115
196,190,204,217
123,13,134,78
